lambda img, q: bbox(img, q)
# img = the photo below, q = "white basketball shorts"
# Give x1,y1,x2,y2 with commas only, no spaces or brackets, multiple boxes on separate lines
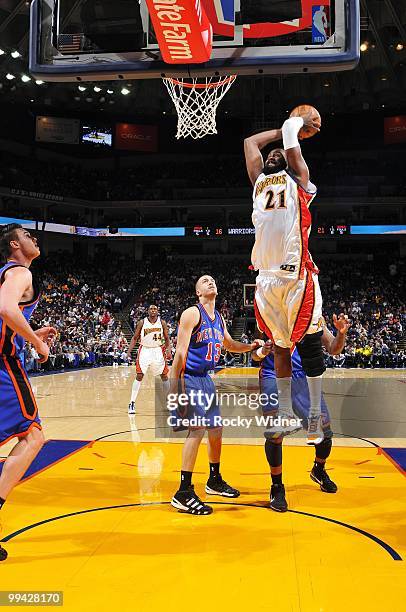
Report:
136,346,169,376
254,269,323,348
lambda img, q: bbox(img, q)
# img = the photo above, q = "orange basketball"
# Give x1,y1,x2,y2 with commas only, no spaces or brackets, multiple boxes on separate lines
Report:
290,104,321,139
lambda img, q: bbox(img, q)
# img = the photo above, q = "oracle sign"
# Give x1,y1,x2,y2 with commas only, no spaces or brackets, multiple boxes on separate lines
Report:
384,115,406,145
115,123,158,152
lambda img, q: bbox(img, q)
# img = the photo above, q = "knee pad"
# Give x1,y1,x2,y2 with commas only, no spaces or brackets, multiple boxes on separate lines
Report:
296,331,326,377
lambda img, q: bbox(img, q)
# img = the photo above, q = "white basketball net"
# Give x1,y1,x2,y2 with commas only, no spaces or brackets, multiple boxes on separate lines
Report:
162,76,237,139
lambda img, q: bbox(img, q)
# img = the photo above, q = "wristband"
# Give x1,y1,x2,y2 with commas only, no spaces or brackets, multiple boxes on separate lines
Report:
282,116,304,150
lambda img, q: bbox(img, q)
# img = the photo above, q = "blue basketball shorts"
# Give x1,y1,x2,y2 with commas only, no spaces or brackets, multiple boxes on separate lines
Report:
174,373,221,430
260,375,333,439
0,355,42,446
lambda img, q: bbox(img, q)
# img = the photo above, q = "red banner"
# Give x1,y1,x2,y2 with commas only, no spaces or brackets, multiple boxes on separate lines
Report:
146,0,212,64
115,124,158,152
384,116,406,145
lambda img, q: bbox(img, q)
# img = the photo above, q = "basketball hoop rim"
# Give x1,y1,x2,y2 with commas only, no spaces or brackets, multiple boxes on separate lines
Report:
163,75,236,89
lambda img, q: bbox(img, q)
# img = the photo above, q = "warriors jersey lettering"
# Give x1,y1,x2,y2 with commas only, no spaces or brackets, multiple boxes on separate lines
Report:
0,262,40,359
140,317,164,348
251,170,318,279
184,304,225,376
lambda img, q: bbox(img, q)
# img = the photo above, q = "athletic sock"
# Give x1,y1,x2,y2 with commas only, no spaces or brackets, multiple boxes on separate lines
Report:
209,462,220,479
130,378,142,403
307,375,322,418
314,437,332,471
180,470,192,491
265,439,283,485
276,377,292,413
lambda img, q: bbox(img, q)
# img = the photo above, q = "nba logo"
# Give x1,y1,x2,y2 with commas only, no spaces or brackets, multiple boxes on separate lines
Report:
312,5,330,44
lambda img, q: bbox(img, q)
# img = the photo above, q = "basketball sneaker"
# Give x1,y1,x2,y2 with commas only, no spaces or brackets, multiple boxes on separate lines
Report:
205,476,240,498
306,415,324,445
128,401,136,415
266,410,302,437
171,485,213,515
310,466,338,493
270,483,288,512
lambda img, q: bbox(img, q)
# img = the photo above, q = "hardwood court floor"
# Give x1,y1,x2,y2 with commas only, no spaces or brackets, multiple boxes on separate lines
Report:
0,366,405,612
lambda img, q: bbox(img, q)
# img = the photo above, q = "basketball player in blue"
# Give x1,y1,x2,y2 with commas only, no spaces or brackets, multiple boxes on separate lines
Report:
252,313,350,512
170,274,261,515
0,224,56,561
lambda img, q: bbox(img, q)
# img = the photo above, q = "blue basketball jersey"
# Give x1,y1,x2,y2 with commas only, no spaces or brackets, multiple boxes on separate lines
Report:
184,304,225,376
260,347,305,379
0,261,40,360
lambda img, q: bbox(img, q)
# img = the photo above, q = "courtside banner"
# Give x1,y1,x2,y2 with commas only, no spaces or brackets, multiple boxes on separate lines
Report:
384,115,406,145
145,0,213,63
115,123,158,152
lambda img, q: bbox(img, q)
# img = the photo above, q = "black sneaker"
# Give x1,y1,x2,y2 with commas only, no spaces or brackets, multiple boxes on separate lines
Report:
310,466,338,493
0,545,8,562
205,476,240,498
171,485,213,515
128,401,135,415
270,483,288,512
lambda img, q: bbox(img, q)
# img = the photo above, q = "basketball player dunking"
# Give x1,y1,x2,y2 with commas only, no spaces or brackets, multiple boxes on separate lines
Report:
0,224,56,561
252,314,350,511
170,275,261,515
244,112,325,445
127,305,171,414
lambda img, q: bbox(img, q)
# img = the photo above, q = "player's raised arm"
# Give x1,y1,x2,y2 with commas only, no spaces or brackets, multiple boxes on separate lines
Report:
221,317,263,353
0,266,49,360
244,128,282,186
321,314,351,355
282,114,320,190
170,307,200,389
127,320,143,357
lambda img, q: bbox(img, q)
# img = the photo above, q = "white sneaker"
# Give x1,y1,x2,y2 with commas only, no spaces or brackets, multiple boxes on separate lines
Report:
266,410,302,437
128,402,136,415
306,415,324,445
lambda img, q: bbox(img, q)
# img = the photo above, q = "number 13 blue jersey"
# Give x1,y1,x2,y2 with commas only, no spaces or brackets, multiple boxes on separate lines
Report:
184,304,225,376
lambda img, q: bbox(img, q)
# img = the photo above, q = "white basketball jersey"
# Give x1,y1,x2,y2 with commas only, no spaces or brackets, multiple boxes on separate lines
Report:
140,317,164,348
251,170,317,279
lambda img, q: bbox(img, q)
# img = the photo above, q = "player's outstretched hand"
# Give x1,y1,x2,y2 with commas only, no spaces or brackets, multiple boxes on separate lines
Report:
34,326,57,346
333,313,351,334
34,338,50,364
250,339,264,351
300,114,321,139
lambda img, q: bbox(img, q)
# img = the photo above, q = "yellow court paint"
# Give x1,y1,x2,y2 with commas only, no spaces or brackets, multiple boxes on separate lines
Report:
1,440,405,612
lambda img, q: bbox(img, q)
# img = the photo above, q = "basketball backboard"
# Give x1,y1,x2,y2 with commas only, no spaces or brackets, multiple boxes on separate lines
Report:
29,0,359,82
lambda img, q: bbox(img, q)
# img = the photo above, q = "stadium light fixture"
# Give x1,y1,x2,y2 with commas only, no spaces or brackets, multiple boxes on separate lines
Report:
94,86,102,92
396,43,404,51
121,87,130,95
78,85,86,91
11,50,22,58
107,89,113,94
21,74,31,82
0,49,5,56
360,42,368,52
6,73,15,80
35,80,45,85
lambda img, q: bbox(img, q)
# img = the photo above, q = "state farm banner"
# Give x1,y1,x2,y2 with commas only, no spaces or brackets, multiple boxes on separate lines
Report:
36,116,80,144
115,123,158,152
384,115,406,145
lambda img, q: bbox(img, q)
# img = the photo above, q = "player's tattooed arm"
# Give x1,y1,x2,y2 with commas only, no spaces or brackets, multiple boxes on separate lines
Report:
0,266,49,362
161,320,171,360
244,128,283,186
127,320,143,357
322,314,351,355
169,307,200,393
